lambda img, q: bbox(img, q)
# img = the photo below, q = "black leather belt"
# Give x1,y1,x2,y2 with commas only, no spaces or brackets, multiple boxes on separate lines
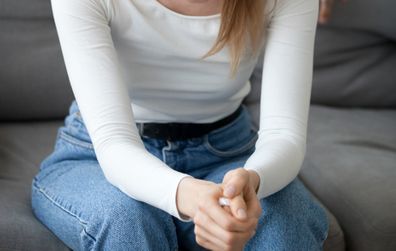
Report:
136,105,243,141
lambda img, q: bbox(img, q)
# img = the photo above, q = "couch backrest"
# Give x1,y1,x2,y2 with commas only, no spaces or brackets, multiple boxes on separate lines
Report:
0,0,73,121
311,0,396,108
248,0,396,110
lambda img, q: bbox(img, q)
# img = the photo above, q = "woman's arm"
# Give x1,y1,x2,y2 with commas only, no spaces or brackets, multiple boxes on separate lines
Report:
51,0,192,221
243,0,319,199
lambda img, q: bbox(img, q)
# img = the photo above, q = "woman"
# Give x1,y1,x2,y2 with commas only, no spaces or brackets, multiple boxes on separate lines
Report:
31,0,329,250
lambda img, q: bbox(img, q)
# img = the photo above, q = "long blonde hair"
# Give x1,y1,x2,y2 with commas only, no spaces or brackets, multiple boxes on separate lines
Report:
203,0,267,76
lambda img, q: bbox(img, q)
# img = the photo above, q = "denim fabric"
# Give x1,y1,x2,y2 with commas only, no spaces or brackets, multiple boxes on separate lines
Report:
31,100,329,251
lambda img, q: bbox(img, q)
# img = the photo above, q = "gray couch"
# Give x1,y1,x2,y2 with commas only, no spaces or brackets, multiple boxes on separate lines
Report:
0,0,395,250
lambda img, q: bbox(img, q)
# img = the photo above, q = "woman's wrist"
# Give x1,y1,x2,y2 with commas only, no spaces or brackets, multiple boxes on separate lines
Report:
176,176,197,218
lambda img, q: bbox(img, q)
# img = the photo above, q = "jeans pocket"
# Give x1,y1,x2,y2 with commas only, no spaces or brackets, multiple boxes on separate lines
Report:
59,111,94,150
203,105,258,158
204,128,258,158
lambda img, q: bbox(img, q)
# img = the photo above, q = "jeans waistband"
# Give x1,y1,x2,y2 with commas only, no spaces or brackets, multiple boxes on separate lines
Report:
68,100,250,141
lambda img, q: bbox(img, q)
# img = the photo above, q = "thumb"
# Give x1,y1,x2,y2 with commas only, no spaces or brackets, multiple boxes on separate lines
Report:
229,193,248,221
222,168,249,199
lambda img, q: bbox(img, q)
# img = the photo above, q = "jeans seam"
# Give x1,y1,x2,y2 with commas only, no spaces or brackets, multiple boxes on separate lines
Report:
32,181,98,244
59,130,94,150
203,131,258,157
322,213,330,245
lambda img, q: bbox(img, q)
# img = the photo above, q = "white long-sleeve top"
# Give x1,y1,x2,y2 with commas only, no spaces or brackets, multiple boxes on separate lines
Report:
51,0,319,222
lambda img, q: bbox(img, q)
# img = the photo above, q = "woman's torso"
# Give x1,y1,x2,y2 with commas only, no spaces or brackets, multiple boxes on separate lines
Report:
105,0,268,123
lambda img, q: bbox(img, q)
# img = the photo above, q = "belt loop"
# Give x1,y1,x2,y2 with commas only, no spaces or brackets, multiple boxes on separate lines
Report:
137,123,144,135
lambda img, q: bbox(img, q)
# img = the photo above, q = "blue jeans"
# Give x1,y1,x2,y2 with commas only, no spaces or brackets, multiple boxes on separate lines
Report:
31,100,329,251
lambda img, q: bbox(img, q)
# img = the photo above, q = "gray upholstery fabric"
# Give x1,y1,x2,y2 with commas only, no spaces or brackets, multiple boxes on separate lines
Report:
300,105,396,251
0,1,73,121
0,121,69,251
0,0,52,19
312,0,396,108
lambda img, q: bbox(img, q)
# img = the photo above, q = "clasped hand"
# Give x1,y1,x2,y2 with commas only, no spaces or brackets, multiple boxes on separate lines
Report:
176,168,262,251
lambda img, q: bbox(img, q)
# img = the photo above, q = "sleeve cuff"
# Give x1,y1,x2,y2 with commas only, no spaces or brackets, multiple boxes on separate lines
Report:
171,174,194,222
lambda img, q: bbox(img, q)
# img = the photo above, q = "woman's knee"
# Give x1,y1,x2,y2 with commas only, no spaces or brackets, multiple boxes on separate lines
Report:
86,197,178,251
245,178,329,250
31,162,178,251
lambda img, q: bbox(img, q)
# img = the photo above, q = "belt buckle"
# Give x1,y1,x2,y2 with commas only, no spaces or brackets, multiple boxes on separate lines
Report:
138,123,180,141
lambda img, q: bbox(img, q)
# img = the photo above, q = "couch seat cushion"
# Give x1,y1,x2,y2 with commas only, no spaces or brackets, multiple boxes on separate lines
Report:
300,104,396,251
0,121,69,251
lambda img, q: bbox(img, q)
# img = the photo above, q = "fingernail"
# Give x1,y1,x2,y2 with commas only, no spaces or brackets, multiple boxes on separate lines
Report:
225,186,235,197
251,230,256,237
237,208,247,219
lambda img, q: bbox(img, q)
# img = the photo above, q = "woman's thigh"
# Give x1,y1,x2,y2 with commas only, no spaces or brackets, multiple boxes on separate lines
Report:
174,157,329,251
246,177,329,251
31,115,178,251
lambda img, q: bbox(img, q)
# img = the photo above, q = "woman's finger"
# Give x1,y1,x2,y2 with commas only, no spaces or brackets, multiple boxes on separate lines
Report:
195,234,220,251
229,193,248,220
222,168,249,198
195,224,228,250
319,0,335,24
194,209,255,249
219,199,233,215
244,185,263,219
201,197,254,232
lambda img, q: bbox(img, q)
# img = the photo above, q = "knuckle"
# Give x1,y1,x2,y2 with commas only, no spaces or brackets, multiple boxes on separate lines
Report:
234,168,243,174
201,214,209,225
236,167,248,176
193,210,199,219
197,202,204,211
198,200,210,211
223,232,235,246
196,236,204,245
193,211,202,225
194,226,200,236
249,219,258,230
229,168,238,175
223,220,234,231
255,203,262,215
197,215,208,226
212,186,223,195
256,208,262,217
253,217,259,226
224,244,233,251
223,171,232,180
